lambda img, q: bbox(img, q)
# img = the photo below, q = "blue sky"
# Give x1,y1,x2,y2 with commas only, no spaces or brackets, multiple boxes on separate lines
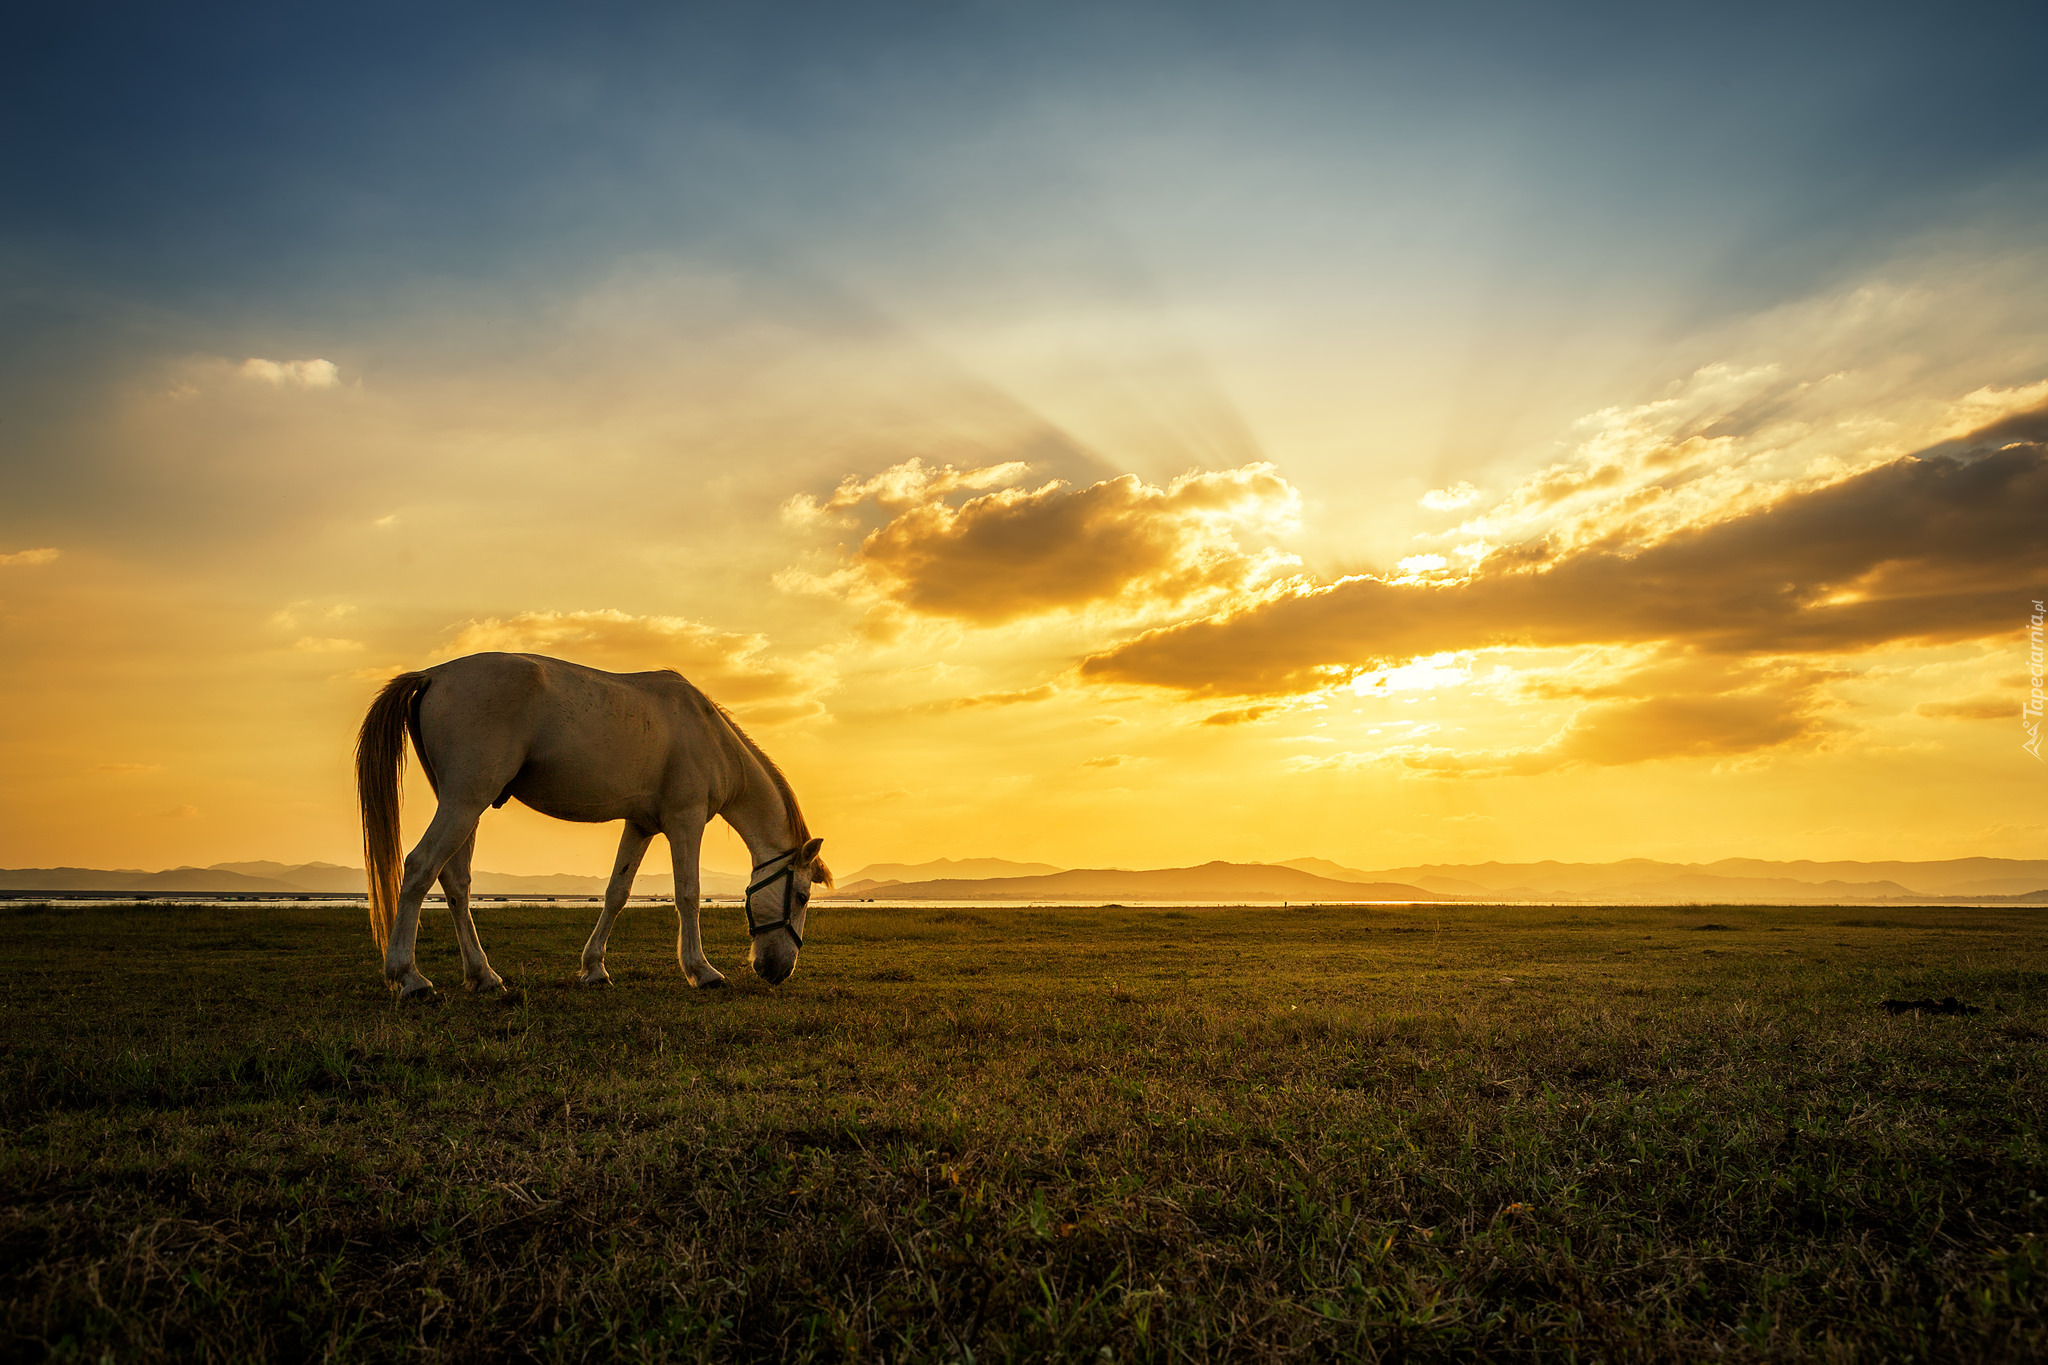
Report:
8,3,2042,320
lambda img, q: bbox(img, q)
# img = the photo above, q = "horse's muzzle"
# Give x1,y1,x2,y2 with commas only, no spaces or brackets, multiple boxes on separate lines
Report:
752,950,796,985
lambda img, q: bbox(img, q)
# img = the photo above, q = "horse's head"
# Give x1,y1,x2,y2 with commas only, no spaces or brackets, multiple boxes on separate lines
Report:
746,836,829,984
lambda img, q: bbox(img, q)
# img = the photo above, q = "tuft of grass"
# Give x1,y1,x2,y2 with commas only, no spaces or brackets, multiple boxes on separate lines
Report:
0,899,2044,1360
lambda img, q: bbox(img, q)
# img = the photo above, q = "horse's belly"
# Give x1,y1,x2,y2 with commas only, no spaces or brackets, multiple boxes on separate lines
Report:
507,762,663,826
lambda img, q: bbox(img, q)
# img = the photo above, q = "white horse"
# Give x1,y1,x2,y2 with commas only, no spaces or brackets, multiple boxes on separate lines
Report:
355,651,830,999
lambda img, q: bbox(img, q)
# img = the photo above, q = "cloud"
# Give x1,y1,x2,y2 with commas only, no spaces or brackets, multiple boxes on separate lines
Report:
1304,653,1837,779
156,804,201,819
1351,652,1474,695
439,609,828,715
783,457,1030,527
792,460,1302,626
0,547,58,567
1082,414,2048,697
96,762,161,774
917,684,1057,712
1303,694,1824,780
1917,695,2020,721
1201,705,1278,726
1284,750,1378,773
240,357,339,388
270,601,356,630
1411,360,2041,574
1083,754,1140,768
1420,482,1480,511
293,636,364,653
1546,691,1823,766
1937,380,2048,441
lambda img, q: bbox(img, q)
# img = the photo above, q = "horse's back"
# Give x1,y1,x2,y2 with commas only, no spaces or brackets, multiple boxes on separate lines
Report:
416,653,718,822
425,651,688,707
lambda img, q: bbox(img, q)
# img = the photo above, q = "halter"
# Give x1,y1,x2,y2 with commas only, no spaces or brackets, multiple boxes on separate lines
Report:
744,845,808,949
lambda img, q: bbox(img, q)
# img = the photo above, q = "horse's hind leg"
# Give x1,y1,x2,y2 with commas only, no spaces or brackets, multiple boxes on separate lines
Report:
385,798,490,1000
439,830,504,993
579,822,654,987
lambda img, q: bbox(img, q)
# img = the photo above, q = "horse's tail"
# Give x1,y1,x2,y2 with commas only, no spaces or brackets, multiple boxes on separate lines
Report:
356,672,429,956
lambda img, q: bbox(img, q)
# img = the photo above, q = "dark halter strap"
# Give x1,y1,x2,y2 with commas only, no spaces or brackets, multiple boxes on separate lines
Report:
744,845,807,949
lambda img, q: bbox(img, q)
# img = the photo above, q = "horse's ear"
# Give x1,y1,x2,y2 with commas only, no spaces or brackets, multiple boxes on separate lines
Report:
802,836,824,861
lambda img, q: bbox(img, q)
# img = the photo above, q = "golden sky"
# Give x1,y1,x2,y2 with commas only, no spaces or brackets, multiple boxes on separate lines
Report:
2,6,2044,875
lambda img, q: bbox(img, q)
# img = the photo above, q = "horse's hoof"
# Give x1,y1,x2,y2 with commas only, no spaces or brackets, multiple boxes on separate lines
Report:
578,972,611,988
466,979,506,995
695,977,728,990
398,984,438,1004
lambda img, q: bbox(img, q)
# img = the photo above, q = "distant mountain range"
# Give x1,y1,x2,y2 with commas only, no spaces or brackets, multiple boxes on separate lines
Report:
827,854,2048,903
4,854,2043,903
1275,856,2048,902
826,862,1449,901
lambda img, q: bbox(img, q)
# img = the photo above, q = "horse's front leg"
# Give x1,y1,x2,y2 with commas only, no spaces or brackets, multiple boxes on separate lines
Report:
665,813,725,989
439,831,503,993
579,822,654,986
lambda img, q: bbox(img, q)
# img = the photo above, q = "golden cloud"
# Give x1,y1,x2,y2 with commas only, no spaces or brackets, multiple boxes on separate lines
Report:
1297,657,1835,779
1424,366,2048,573
1916,696,2020,721
1540,654,1843,773
440,609,829,716
1547,690,1825,767
1083,417,2048,698
239,357,339,388
783,457,1031,526
1201,705,1278,726
791,460,1301,625
1420,482,1480,511
916,684,1058,713
0,547,59,567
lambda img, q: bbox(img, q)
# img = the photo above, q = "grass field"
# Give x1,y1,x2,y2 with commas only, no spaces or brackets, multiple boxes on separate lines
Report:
2,897,2044,1361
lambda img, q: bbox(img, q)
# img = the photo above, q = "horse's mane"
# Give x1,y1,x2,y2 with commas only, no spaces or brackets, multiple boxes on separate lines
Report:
711,699,831,885
721,703,808,842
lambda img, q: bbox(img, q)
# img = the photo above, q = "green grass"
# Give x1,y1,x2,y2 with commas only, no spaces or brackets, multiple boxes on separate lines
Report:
1,898,2045,1361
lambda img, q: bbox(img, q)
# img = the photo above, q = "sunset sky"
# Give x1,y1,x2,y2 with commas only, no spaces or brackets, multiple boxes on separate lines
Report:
3,3,2045,877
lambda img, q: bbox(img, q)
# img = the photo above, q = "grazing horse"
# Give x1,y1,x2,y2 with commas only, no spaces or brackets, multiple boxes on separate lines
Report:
355,652,830,999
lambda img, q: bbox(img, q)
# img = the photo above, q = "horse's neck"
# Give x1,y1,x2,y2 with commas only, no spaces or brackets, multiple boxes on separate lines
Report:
721,747,796,865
